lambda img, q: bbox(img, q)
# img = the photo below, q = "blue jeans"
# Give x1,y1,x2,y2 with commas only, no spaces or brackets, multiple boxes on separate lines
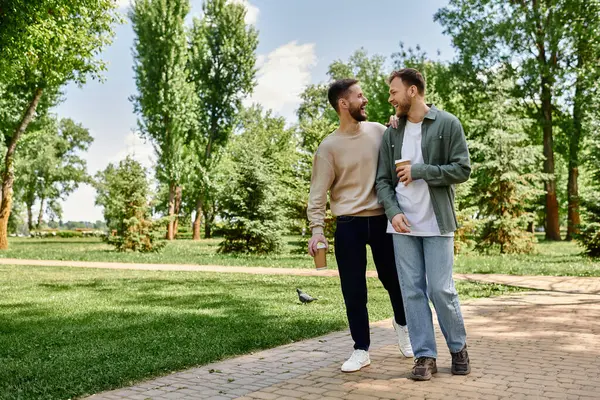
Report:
392,235,467,358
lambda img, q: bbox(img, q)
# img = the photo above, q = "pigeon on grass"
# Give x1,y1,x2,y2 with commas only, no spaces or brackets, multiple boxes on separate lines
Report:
296,288,317,304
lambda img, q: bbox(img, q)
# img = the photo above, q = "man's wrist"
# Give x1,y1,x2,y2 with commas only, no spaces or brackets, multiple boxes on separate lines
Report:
311,226,325,236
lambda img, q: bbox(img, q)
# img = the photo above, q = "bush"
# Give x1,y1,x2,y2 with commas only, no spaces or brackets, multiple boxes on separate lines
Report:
577,223,600,257
95,157,165,253
577,192,600,257
57,231,83,238
103,217,165,253
218,146,283,254
469,128,545,254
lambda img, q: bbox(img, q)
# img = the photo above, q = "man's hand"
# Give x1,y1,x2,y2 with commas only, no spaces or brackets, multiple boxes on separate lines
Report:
308,233,328,257
396,164,413,186
389,115,399,129
392,214,411,233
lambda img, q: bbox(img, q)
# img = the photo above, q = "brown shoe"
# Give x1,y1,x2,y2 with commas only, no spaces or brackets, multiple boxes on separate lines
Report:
451,344,471,375
411,357,437,381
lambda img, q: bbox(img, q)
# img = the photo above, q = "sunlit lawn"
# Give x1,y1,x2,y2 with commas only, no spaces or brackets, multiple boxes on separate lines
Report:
0,265,524,400
2,235,599,276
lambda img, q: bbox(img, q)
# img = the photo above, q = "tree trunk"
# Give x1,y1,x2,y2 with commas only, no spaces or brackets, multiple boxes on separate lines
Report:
204,217,212,239
37,196,45,229
173,186,182,237
192,196,202,241
0,87,44,250
166,182,176,240
566,46,585,241
27,203,34,233
204,203,215,239
541,78,561,241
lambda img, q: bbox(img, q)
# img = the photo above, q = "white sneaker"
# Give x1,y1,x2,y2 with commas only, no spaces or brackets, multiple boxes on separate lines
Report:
393,319,414,358
341,349,370,372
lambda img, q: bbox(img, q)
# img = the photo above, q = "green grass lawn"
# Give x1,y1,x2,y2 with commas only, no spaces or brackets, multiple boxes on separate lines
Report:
454,238,600,276
0,265,523,400
1,235,599,276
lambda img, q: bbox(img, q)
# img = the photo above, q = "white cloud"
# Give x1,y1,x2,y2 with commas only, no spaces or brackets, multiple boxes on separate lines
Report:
59,131,155,222
116,0,131,9
229,0,259,25
246,41,317,122
111,131,156,170
60,184,104,222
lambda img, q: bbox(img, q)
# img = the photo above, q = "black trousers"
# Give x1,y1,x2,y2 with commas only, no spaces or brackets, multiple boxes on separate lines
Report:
334,214,407,351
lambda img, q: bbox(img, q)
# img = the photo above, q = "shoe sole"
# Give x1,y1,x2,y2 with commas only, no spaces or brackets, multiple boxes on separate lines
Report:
451,366,471,375
410,367,438,381
341,361,371,373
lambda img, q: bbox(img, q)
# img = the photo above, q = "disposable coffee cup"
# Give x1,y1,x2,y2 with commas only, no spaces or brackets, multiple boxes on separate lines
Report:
395,159,411,186
395,158,411,168
314,242,327,270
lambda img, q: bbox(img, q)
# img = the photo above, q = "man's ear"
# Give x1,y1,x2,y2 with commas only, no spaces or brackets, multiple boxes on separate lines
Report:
410,86,419,98
339,98,348,110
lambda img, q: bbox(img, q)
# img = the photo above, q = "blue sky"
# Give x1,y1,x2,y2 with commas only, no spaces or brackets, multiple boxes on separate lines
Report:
55,0,454,222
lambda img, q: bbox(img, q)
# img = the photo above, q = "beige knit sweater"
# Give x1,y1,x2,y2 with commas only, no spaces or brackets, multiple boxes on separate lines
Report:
307,121,386,235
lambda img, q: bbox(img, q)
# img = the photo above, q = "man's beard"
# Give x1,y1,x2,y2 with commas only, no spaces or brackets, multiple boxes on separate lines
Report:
395,102,411,117
349,104,367,122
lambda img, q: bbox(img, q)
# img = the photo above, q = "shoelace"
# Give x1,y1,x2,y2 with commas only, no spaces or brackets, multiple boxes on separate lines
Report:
414,357,431,366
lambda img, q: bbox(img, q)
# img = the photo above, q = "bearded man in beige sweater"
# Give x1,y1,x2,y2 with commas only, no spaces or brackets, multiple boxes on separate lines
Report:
307,79,412,372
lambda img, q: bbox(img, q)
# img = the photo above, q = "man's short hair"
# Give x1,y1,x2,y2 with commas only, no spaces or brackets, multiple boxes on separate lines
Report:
388,68,425,96
328,78,359,112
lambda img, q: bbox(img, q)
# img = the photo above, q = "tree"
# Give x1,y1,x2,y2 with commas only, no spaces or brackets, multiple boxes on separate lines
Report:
130,0,196,240
561,1,600,240
469,109,547,254
0,0,119,249
218,107,289,254
187,0,258,240
94,157,163,252
14,117,93,231
435,0,573,240
576,110,600,257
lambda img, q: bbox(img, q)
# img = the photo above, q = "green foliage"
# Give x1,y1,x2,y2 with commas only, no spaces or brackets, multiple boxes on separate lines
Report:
578,134,600,257
56,231,83,238
0,0,119,83
188,0,258,154
130,0,196,234
218,108,288,254
14,116,93,229
453,180,478,254
470,116,547,254
184,0,259,235
94,157,164,253
0,0,119,247
577,222,600,257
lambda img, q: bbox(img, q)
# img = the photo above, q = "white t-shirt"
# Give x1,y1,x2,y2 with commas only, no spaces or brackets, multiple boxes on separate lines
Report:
386,120,454,237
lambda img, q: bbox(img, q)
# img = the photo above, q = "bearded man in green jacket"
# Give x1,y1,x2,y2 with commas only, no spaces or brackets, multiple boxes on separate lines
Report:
376,68,472,381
